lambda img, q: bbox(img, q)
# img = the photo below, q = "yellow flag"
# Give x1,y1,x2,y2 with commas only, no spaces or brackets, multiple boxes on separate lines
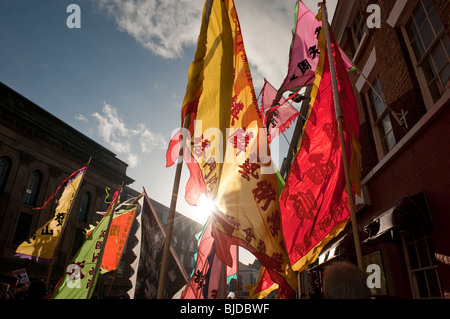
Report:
15,166,87,263
167,0,296,298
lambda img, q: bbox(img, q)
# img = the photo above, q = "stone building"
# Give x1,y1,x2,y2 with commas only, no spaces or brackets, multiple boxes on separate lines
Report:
0,82,201,296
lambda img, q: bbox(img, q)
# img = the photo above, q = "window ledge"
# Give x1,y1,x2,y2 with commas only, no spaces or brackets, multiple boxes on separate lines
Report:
362,89,450,184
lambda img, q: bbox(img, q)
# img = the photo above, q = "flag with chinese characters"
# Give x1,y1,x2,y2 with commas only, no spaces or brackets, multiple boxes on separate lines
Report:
15,166,87,263
127,193,187,299
52,191,119,299
260,79,299,143
273,0,353,107
166,0,296,299
181,219,237,299
280,9,361,272
100,198,139,274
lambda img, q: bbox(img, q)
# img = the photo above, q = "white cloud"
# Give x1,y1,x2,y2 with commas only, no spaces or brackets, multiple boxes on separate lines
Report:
127,153,139,168
95,0,330,93
91,103,166,166
97,0,204,59
139,124,167,153
75,114,89,122
92,102,136,154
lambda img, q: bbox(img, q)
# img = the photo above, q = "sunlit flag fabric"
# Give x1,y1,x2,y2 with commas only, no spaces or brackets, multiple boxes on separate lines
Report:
273,0,353,107
15,165,87,263
181,219,237,299
100,197,140,274
280,9,361,272
166,0,296,298
260,79,299,143
52,190,119,299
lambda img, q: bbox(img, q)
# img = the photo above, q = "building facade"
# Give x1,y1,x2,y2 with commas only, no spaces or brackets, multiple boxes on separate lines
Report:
0,82,201,297
303,0,450,299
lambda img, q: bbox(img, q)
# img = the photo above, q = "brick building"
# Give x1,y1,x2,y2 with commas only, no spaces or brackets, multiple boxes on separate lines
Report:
301,0,449,299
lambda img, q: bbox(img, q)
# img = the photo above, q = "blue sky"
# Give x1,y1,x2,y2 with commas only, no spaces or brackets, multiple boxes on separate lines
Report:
0,1,335,262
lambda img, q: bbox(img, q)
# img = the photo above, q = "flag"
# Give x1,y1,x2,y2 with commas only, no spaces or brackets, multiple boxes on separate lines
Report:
52,190,120,299
182,221,215,299
247,266,277,299
260,79,299,143
166,0,296,299
273,0,353,107
181,219,237,299
15,165,87,263
280,9,361,272
100,196,140,274
126,193,188,299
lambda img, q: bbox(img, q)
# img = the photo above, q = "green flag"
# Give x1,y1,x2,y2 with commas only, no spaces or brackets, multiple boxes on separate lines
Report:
52,191,119,299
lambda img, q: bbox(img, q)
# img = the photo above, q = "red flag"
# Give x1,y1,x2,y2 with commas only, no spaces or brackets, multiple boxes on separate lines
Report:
280,9,360,272
260,79,299,143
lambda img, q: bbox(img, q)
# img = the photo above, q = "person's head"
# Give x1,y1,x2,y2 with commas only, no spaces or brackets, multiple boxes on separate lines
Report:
7,276,19,288
322,261,371,299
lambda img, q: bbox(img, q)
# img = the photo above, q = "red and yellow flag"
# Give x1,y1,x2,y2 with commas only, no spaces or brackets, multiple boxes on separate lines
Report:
100,203,137,274
167,0,296,298
280,9,361,272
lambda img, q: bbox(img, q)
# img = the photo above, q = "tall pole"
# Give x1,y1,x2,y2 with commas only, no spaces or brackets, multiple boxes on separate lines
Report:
319,1,364,271
157,113,191,299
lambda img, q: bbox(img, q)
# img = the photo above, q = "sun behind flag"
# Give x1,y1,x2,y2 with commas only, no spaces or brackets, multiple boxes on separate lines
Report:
166,0,296,298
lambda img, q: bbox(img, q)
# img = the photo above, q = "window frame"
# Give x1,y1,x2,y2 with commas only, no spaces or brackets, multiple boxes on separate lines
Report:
401,229,443,299
364,76,396,159
23,170,42,206
401,0,450,107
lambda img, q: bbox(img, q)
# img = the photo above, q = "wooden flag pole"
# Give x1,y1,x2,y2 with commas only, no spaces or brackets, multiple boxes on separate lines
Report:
157,113,191,299
319,1,364,271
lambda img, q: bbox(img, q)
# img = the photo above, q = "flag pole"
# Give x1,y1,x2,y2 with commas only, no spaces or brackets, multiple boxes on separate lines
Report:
157,113,191,299
319,1,364,270
45,156,92,289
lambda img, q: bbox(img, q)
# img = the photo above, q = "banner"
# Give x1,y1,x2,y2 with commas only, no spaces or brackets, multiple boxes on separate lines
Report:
127,194,188,299
280,9,360,272
273,0,353,107
166,0,296,299
100,203,138,274
52,190,119,299
15,166,87,263
260,79,299,143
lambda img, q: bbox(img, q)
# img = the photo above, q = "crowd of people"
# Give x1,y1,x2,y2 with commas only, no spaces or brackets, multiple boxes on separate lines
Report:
0,275,51,299
1,261,370,299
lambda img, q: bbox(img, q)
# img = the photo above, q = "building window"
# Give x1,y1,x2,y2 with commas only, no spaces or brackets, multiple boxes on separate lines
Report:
405,0,450,103
0,156,11,193
23,170,42,206
367,77,396,156
351,9,367,50
78,191,91,222
401,229,443,298
12,213,33,244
